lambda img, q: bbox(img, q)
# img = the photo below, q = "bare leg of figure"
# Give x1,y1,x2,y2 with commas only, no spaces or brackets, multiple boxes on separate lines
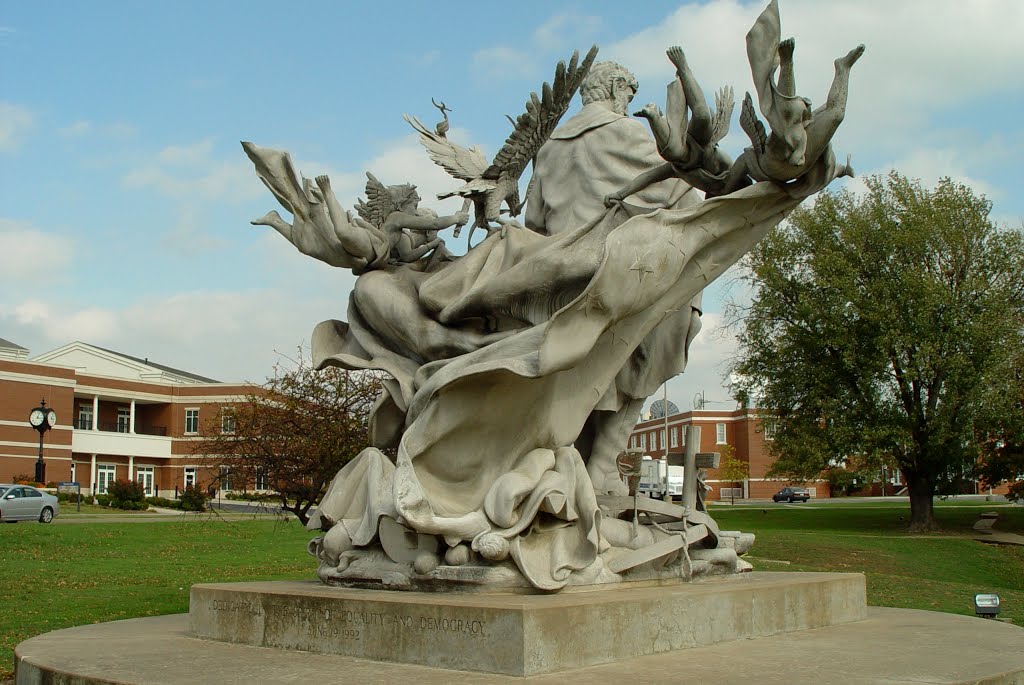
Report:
585,398,646,496
316,175,375,259
666,46,712,145
806,44,865,144
776,38,796,97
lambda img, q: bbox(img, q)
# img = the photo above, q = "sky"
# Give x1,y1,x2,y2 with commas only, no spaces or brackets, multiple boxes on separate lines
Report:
2,0,1022,416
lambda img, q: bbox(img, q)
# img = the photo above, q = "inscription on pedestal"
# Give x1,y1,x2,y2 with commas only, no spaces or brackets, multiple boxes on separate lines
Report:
205,599,489,640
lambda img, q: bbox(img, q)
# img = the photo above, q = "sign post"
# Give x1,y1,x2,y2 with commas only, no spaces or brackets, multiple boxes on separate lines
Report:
57,481,81,512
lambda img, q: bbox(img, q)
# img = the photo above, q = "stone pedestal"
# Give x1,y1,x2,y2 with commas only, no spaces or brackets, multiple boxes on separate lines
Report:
189,572,866,676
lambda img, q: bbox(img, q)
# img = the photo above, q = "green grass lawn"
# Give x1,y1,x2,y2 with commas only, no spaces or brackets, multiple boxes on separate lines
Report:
2,502,1022,680
0,517,312,679
712,502,1024,625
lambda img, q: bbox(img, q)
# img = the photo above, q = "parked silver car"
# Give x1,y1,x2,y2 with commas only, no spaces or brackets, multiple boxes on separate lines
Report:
0,484,60,523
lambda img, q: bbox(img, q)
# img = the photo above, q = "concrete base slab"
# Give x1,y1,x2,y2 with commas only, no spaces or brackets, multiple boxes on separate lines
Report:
15,607,1024,684
188,572,866,675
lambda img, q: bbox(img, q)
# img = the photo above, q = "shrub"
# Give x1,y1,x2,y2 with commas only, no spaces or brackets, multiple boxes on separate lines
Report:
12,474,34,485
179,485,208,512
95,494,111,507
57,491,86,504
146,496,182,509
1007,481,1023,503
107,479,147,510
229,491,278,502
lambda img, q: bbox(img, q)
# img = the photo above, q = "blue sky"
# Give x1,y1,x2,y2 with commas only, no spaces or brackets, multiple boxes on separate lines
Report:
2,1,1022,415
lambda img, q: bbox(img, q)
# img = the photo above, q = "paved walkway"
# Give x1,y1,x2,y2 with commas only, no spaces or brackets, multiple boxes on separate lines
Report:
15,607,1024,684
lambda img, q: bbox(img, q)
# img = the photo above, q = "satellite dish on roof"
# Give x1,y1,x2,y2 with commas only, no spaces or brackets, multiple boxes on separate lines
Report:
649,399,679,418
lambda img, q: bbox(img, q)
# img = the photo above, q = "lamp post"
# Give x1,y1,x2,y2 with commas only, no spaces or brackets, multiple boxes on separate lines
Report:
28,399,56,484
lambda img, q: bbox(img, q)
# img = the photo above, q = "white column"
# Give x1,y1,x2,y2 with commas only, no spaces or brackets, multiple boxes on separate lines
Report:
129,400,136,434
89,454,97,496
128,455,134,483
92,396,99,431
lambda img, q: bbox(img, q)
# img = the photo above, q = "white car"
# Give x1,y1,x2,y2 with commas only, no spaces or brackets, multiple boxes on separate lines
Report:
0,484,60,523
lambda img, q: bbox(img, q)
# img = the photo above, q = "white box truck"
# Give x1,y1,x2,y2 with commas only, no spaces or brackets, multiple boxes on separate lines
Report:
637,456,684,500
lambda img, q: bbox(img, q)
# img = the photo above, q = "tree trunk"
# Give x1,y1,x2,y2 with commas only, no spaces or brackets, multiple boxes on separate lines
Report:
906,473,938,532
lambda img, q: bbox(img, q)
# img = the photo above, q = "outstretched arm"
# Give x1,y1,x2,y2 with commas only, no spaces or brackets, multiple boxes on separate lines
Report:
387,208,469,234
604,163,677,207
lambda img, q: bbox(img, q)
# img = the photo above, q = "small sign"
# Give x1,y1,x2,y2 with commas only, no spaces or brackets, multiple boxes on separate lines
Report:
695,452,721,469
57,481,81,491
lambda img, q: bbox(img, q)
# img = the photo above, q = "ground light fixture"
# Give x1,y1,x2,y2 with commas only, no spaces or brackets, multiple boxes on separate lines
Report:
974,593,1000,619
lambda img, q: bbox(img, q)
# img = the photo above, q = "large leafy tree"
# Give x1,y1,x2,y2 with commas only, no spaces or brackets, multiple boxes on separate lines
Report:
728,173,1024,531
196,350,384,525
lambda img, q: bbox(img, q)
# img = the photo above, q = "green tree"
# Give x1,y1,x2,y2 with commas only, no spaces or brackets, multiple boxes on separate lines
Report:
977,344,1024,501
195,349,384,525
716,444,749,504
728,173,1024,531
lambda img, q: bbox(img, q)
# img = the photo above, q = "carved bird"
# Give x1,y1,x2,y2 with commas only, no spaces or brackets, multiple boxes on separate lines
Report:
404,45,599,244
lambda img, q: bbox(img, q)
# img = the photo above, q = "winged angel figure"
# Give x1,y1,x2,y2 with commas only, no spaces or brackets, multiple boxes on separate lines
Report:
404,46,599,245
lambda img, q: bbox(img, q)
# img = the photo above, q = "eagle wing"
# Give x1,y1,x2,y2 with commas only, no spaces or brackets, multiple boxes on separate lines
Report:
483,45,599,182
403,113,489,182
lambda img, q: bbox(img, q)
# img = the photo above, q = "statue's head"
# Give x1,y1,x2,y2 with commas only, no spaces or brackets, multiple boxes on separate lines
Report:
389,184,420,212
580,61,638,115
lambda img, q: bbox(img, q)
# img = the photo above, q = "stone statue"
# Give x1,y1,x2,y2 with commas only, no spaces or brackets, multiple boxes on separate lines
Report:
243,1,862,592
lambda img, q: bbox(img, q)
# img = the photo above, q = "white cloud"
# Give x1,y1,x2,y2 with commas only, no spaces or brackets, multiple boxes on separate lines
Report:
472,10,603,82
472,46,537,80
161,205,229,255
157,138,215,165
533,12,603,52
122,139,264,203
58,119,138,139
0,287,341,382
608,1,1023,154
59,121,92,137
0,218,74,282
0,102,34,152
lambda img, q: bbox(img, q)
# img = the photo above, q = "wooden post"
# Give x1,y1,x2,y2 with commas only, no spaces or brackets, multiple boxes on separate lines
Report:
683,425,700,512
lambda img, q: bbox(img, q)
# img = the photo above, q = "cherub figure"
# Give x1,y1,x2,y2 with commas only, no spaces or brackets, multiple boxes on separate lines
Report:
605,46,735,204
354,173,469,266
637,46,734,176
723,0,864,191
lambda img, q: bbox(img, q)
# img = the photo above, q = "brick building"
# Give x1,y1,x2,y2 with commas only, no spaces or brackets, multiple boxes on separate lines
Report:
630,407,833,500
0,339,255,497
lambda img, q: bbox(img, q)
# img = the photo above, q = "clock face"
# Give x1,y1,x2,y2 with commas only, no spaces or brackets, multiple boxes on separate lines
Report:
46,410,57,427
29,409,45,427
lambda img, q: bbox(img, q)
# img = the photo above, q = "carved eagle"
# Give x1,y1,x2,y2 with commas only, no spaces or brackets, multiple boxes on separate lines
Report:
404,45,599,243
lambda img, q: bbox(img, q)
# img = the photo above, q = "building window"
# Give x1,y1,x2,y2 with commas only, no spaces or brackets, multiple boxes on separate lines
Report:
716,423,727,444
660,430,666,450
117,407,131,433
136,466,155,497
255,468,268,491
640,434,647,450
96,464,116,494
219,466,232,492
763,421,776,440
185,409,199,434
183,467,197,490
77,405,93,430
221,409,236,434
670,427,679,448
